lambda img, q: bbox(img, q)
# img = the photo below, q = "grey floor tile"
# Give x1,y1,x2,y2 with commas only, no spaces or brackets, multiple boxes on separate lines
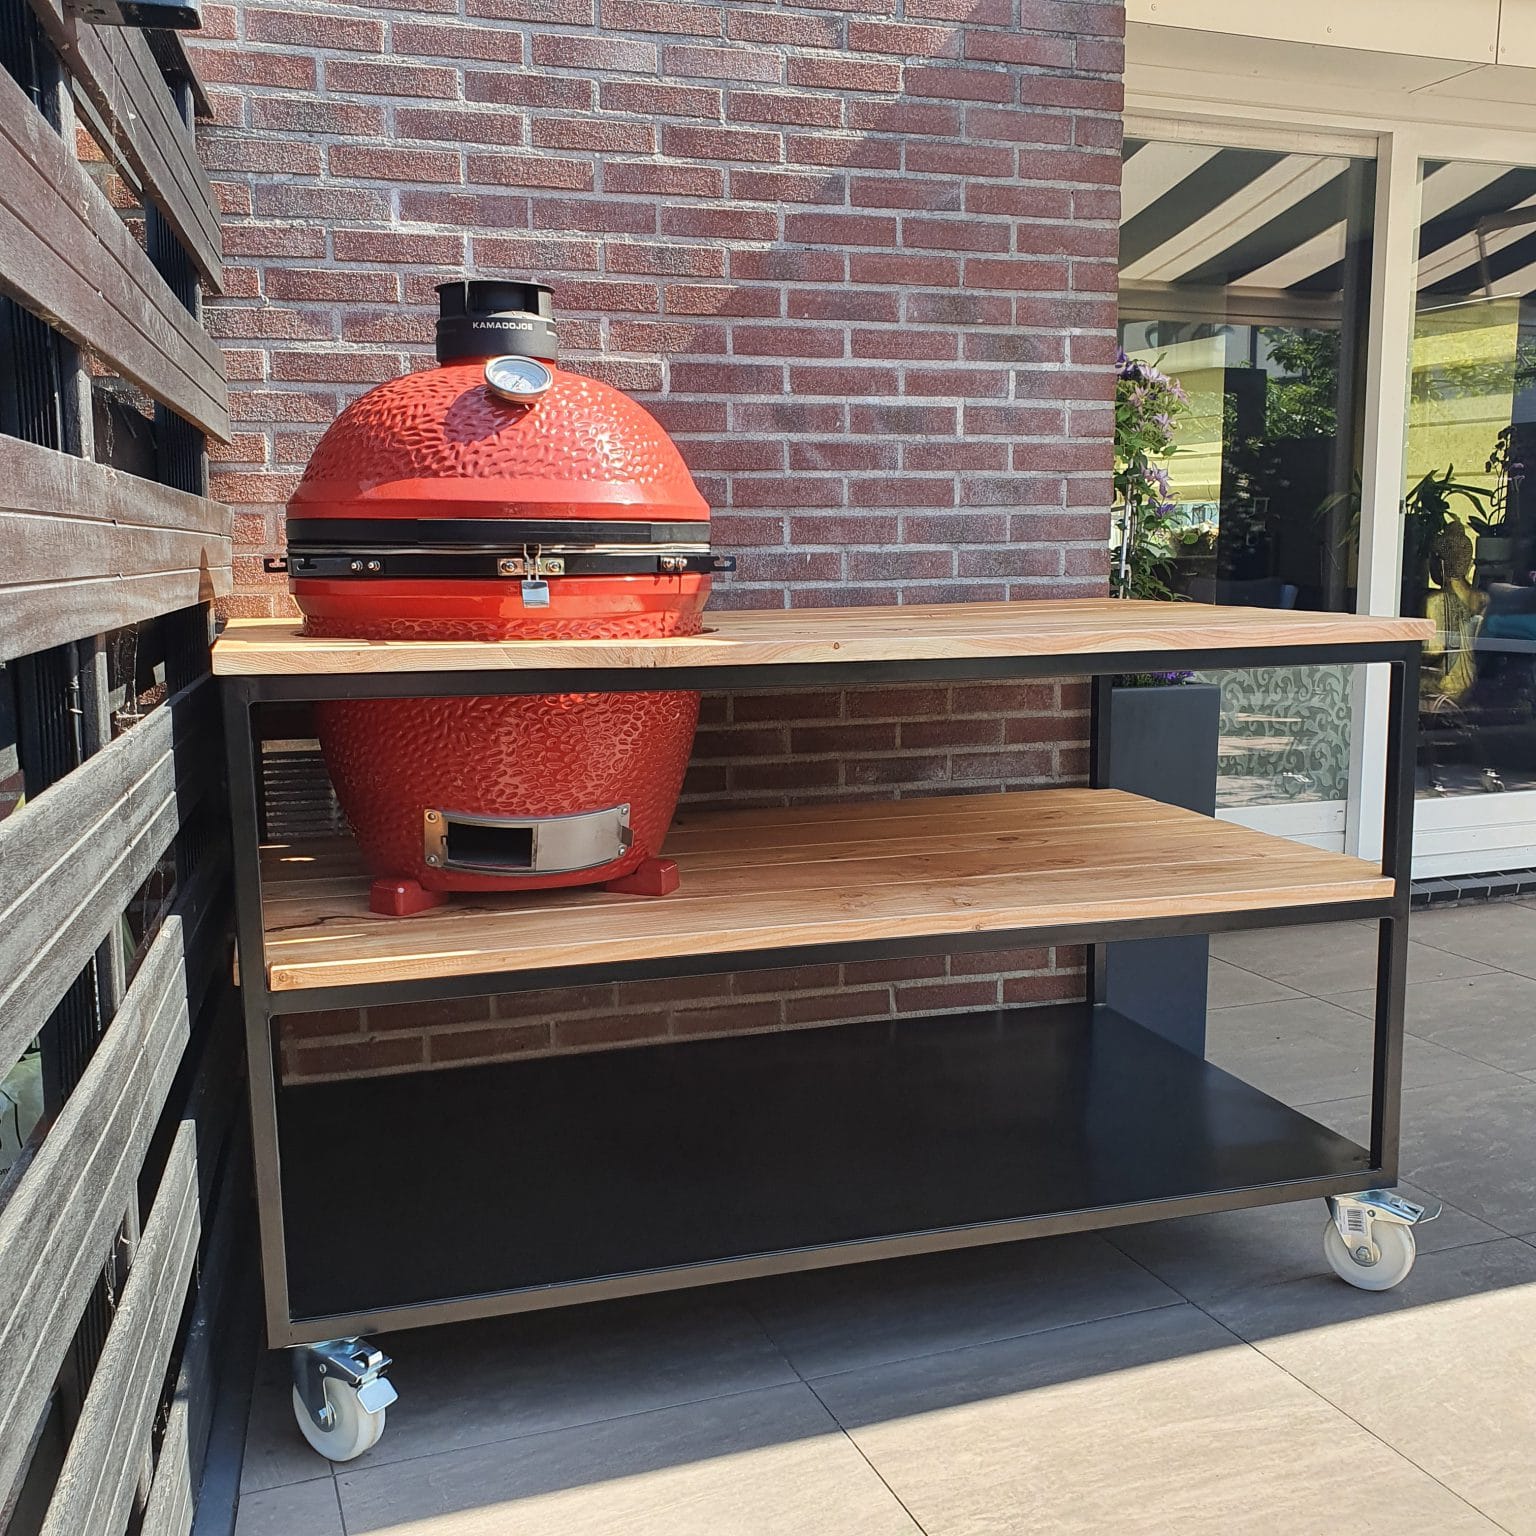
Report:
1292,1073,1536,1235
337,1383,920,1536
351,1290,799,1468
1206,1240,1536,1535
1107,1181,1503,1305
1408,900,1536,975
234,1478,344,1536
1205,994,1492,1106
1333,968,1536,1074
744,1234,1179,1379
1207,957,1306,1009
1210,924,1489,996
240,1351,336,1494
815,1303,1497,1535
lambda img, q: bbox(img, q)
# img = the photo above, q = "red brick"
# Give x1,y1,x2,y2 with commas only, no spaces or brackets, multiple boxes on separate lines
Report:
847,19,960,55
967,106,1075,145
333,228,466,264
906,64,1014,102
200,134,322,174
466,154,593,190
784,211,897,247
468,0,590,16
730,168,844,205
600,80,721,117
670,1000,782,1036
727,8,840,45
222,224,327,258
465,71,594,108
851,328,957,360
250,96,384,135
851,174,961,210
608,161,724,197
665,281,779,315
427,1023,552,1063
661,124,783,163
290,1035,424,1078
660,204,778,240
391,20,520,62
475,233,598,270
847,100,960,136
787,288,899,321
325,59,457,96
531,196,657,233
730,248,846,282
265,268,398,301
533,117,655,153
787,55,900,91
788,133,899,169
728,90,843,128
905,141,1013,177
397,106,525,146
246,7,381,49
195,49,314,89
848,251,960,286
532,33,656,70
601,0,721,32
665,42,781,81
329,144,460,182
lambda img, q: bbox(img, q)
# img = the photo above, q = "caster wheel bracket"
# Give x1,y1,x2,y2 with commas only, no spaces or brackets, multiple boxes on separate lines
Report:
1327,1191,1438,1270
293,1338,398,1434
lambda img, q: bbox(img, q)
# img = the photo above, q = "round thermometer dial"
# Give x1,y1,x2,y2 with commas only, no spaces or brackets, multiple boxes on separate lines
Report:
484,355,554,403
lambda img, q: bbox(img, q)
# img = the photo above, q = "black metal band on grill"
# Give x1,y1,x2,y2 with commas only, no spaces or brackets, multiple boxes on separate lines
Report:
286,518,710,549
284,549,733,579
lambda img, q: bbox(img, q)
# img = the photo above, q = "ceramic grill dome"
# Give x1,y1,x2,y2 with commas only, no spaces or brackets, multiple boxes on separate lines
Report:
285,279,726,914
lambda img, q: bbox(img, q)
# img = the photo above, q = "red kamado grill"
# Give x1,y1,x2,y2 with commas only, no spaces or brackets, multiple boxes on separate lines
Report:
284,279,730,915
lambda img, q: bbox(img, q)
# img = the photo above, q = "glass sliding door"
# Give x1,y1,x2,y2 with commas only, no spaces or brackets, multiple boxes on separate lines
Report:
1405,158,1536,808
1118,137,1376,812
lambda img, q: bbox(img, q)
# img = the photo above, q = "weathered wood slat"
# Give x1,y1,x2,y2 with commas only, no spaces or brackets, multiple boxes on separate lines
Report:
22,0,222,287
0,677,215,1079
0,870,226,1508
40,1121,202,1536
0,431,233,656
0,432,229,539
139,1118,248,1536
0,68,229,439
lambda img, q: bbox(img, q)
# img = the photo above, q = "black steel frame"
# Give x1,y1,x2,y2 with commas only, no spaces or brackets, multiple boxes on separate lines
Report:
222,638,1420,1347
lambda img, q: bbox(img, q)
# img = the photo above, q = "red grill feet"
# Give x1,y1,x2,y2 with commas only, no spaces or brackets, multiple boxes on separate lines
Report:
370,878,449,917
602,857,680,897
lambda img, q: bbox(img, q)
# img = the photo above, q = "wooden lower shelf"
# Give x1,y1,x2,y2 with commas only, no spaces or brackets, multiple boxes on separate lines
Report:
278,1006,1373,1322
259,788,1393,997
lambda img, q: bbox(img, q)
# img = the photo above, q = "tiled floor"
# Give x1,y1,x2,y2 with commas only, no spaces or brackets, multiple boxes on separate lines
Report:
237,901,1536,1535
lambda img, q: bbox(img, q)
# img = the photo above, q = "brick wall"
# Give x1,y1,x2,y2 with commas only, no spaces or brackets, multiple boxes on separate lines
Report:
190,0,1124,1081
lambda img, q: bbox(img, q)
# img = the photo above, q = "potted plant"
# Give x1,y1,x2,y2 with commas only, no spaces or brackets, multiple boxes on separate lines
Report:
1105,352,1221,1055
1400,465,1489,615
1469,427,1523,580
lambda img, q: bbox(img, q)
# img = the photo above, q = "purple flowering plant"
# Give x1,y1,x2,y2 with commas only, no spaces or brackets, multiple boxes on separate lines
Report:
1113,349,1188,600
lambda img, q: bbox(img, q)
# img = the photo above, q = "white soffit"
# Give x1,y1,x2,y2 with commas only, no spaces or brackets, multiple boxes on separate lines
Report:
1126,0,1497,66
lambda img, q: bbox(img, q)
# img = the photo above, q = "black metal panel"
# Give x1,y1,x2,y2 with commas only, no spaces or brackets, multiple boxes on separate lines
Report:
278,1006,1372,1320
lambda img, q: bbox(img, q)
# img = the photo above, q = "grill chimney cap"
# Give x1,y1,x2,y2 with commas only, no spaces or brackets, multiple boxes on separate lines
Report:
436,279,558,365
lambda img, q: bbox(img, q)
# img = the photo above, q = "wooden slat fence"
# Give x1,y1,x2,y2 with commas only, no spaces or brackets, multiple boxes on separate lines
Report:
0,3,243,1534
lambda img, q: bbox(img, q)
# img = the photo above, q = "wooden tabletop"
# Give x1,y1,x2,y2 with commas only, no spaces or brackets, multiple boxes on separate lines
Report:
258,788,1393,995
214,600,1434,678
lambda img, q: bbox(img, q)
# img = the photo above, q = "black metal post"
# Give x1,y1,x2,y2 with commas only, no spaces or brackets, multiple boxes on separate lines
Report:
221,681,294,1343
1370,654,1417,1174
1084,671,1114,1007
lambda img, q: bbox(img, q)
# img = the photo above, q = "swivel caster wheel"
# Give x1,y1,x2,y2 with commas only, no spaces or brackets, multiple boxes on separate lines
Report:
291,1338,398,1462
1323,1191,1437,1292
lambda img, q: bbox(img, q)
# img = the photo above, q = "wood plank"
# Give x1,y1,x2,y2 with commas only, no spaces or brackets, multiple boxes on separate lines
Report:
40,1121,202,1536
0,437,231,656
0,68,229,439
139,1120,248,1536
258,789,1394,994
0,871,226,1508
23,0,222,287
0,677,215,1079
212,601,1436,678
4,570,231,664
